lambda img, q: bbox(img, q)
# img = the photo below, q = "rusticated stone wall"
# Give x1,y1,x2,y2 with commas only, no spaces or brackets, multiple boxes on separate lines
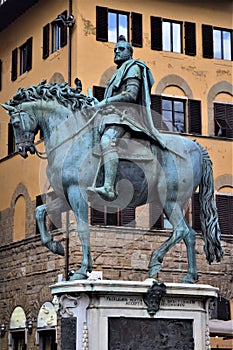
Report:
0,216,232,350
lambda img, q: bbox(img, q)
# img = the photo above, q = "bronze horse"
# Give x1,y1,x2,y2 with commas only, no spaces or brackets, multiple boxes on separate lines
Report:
1,81,223,283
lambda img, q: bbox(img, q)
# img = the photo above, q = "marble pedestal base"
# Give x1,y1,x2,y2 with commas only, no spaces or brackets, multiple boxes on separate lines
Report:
50,279,218,350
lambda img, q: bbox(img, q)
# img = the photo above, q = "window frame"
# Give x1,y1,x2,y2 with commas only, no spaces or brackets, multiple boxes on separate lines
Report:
213,27,232,60
162,19,183,53
108,9,129,43
161,96,186,132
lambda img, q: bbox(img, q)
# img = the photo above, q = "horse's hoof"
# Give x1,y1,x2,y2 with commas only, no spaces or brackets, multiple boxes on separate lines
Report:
148,250,163,277
69,270,88,281
181,273,198,284
149,263,162,278
45,241,64,256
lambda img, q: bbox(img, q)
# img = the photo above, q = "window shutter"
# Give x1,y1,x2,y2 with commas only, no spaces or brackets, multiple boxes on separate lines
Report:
132,12,142,47
185,22,196,56
216,195,233,235
93,86,106,101
149,202,162,229
0,59,2,90
151,94,162,129
120,207,135,227
226,104,233,138
60,11,67,48
151,16,162,50
43,23,50,59
214,103,233,139
11,48,18,81
192,193,201,232
26,37,33,71
188,99,202,134
202,24,213,58
91,205,105,225
96,6,108,42
217,297,231,321
8,123,15,155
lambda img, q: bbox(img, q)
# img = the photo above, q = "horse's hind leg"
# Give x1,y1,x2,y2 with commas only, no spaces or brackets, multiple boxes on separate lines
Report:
149,204,190,279
182,226,198,283
35,197,67,256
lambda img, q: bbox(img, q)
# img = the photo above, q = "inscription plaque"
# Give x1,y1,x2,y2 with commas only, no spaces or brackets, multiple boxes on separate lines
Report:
108,317,194,350
61,317,77,350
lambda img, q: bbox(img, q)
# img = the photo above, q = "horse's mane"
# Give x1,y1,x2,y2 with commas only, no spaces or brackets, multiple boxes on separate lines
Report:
6,79,88,111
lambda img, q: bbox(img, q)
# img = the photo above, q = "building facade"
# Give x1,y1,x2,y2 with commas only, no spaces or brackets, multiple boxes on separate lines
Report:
0,0,232,349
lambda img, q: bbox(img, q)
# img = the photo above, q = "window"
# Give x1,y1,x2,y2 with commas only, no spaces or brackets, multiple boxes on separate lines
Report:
214,102,233,138
96,7,142,47
162,20,182,53
108,11,128,42
202,24,233,60
162,97,185,132
151,95,202,134
43,11,67,58
11,37,32,80
91,205,135,227
151,17,196,55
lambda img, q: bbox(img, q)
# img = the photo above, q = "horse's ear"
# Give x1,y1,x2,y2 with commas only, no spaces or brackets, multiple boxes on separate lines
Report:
0,104,17,113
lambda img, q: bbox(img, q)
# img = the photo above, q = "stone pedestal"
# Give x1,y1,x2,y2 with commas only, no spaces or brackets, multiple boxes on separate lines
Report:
50,279,218,350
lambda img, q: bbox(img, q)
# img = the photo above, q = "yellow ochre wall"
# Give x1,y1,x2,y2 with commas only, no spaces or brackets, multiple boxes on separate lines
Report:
0,0,232,212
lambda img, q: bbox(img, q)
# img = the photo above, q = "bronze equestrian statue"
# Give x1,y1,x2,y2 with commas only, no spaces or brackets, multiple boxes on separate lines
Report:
1,38,222,283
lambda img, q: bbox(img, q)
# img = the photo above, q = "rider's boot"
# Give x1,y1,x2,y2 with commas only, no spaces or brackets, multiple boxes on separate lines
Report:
95,150,118,200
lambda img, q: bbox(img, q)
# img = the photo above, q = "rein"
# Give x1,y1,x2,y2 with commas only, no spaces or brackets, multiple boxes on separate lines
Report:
34,146,48,159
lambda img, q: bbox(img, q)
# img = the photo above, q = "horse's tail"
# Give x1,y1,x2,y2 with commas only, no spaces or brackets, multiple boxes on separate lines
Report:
197,142,223,264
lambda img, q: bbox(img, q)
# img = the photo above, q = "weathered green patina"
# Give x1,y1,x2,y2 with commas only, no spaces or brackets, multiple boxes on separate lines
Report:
1,38,223,283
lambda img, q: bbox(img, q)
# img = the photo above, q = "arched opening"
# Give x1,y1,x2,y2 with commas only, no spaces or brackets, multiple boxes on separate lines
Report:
13,195,26,241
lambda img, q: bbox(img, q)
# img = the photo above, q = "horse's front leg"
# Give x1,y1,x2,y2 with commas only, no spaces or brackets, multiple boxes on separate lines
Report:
35,198,66,256
67,186,92,280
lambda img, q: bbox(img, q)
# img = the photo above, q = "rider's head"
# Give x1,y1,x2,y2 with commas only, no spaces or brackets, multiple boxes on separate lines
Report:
114,35,133,67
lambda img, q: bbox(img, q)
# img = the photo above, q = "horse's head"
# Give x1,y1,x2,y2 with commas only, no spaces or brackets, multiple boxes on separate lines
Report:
1,103,38,158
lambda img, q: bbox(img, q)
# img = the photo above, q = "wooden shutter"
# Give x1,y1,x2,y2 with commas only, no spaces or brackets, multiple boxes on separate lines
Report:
188,99,202,134
91,204,105,225
149,202,162,229
214,103,233,139
0,59,2,91
120,207,135,227
11,48,18,81
26,37,33,71
192,193,201,232
185,22,196,56
96,6,108,42
8,123,15,155
151,16,162,51
60,11,67,48
43,23,50,59
216,195,233,235
202,24,213,58
93,86,106,101
151,94,162,130
132,12,142,47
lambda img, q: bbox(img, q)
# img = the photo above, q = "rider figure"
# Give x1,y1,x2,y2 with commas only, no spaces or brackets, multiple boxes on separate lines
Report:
88,35,166,200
